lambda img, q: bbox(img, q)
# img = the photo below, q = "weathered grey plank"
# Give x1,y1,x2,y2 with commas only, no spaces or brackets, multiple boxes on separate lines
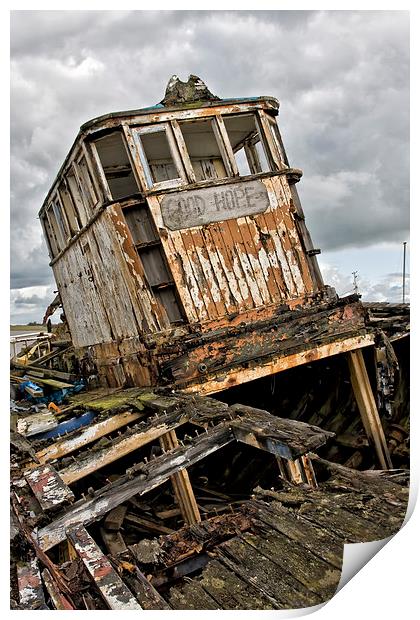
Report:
248,500,343,569
217,536,320,608
240,530,340,602
59,409,188,484
67,525,141,610
198,559,274,610
25,464,74,511
229,404,334,460
35,410,143,463
37,425,234,550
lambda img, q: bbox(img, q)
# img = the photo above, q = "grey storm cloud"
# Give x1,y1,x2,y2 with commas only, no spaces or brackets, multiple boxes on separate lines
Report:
10,10,409,320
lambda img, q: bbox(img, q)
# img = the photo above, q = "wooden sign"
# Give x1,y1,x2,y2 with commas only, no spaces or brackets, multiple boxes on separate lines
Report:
161,179,270,230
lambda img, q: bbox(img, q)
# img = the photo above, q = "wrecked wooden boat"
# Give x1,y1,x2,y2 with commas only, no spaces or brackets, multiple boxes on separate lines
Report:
10,75,409,610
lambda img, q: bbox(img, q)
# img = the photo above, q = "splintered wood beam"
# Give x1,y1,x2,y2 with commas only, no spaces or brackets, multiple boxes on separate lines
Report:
67,526,142,610
17,557,46,610
184,334,376,395
229,404,334,460
160,429,201,525
42,569,75,610
37,425,233,550
59,410,188,484
35,410,143,464
347,350,393,470
25,464,74,511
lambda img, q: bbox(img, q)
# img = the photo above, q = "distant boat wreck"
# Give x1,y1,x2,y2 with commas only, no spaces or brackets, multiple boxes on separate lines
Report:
10,76,409,610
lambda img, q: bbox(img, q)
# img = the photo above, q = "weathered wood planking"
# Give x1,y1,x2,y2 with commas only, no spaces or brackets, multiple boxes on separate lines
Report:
37,426,234,550
25,464,74,511
67,526,142,609
42,569,75,610
159,429,201,525
59,409,188,484
184,333,376,395
151,174,315,326
229,404,334,460
52,208,161,349
35,410,143,463
17,557,46,610
347,349,393,469
161,179,270,230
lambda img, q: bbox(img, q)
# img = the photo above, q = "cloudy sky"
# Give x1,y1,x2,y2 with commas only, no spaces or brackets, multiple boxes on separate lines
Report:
10,10,409,324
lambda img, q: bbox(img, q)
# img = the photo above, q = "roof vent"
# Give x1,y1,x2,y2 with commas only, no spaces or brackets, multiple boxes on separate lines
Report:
161,74,220,106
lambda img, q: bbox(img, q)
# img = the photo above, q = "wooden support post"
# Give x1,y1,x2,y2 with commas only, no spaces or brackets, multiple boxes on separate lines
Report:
160,430,201,525
347,349,393,470
300,455,318,488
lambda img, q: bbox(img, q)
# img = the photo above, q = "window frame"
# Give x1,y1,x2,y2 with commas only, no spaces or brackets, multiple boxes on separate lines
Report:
129,123,187,191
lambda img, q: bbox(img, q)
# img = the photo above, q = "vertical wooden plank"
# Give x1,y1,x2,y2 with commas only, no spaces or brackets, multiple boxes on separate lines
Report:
181,228,221,319
225,218,263,307
148,195,205,322
237,216,272,304
42,569,75,609
67,526,142,610
170,119,197,183
347,349,393,469
88,140,113,202
159,430,201,525
213,115,239,177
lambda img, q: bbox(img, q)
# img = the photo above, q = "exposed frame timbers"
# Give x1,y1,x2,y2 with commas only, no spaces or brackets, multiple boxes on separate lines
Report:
33,404,335,551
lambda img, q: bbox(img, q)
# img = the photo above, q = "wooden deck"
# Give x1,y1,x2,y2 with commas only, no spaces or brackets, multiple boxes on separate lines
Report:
164,467,408,609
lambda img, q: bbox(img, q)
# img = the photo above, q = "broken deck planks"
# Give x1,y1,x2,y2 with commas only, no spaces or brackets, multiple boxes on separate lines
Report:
67,525,142,610
59,409,189,484
25,463,74,511
248,500,343,570
37,425,234,550
17,557,47,610
229,404,335,459
196,558,275,610
239,529,340,602
216,535,322,608
35,410,143,464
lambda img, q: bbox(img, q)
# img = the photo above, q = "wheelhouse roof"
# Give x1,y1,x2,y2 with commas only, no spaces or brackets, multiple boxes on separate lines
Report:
40,95,279,216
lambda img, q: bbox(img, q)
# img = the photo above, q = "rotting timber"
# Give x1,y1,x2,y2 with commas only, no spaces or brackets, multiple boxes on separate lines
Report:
10,76,409,610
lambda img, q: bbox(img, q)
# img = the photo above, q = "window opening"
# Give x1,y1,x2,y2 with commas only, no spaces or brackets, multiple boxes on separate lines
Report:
58,180,82,235
41,212,59,258
131,125,185,189
52,197,70,245
266,115,287,167
76,155,97,214
66,171,89,226
123,203,185,324
223,114,271,175
94,132,140,200
179,118,227,181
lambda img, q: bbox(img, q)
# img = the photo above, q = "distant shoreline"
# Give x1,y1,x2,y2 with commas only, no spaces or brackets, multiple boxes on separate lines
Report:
10,325,46,333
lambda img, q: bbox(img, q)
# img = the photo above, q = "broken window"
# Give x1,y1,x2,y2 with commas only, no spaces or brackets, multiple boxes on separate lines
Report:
266,114,287,167
131,125,185,190
123,203,185,324
75,154,98,215
93,132,140,201
51,197,70,247
178,118,227,181
66,170,89,227
58,179,82,235
223,114,271,176
41,212,59,258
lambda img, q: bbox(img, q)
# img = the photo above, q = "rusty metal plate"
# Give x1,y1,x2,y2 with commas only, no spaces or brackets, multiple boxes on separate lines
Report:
161,179,270,230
